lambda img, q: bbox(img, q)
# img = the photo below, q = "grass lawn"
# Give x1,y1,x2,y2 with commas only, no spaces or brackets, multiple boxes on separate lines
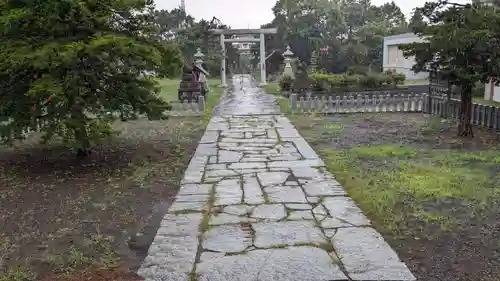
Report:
289,113,500,281
0,78,223,281
473,97,500,107
262,81,290,113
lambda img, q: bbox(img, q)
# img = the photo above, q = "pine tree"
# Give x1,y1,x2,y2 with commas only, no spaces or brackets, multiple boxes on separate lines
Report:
401,1,500,136
408,9,425,31
0,0,183,154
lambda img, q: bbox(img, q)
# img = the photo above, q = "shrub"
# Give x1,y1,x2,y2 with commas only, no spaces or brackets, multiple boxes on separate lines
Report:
343,75,360,87
327,75,345,89
392,73,406,85
359,73,384,88
383,70,406,86
311,72,331,91
278,74,294,91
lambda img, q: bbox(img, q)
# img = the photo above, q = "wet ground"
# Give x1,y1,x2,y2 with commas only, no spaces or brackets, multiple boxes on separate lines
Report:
289,113,500,281
0,117,206,280
213,75,279,116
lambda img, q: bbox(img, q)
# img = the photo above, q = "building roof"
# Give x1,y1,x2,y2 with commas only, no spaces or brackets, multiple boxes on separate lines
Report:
384,32,419,40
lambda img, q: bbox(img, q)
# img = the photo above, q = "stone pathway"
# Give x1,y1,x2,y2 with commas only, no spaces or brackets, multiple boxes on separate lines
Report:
138,75,416,281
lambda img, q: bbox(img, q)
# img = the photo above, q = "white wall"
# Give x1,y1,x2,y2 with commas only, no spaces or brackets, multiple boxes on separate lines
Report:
484,81,500,102
383,33,429,80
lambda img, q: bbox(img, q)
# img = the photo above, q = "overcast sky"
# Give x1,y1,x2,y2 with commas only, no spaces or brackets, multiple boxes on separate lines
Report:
154,0,470,29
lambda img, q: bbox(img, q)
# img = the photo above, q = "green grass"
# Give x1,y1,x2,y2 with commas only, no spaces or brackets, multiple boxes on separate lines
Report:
320,144,500,234
473,97,500,107
261,81,290,113
157,78,224,114
263,81,280,96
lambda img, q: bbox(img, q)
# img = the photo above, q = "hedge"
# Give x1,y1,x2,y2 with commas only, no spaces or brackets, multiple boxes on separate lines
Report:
309,70,406,92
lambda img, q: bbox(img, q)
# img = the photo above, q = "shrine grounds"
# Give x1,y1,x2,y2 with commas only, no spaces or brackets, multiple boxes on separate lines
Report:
0,79,222,281
1,77,500,281
288,113,500,281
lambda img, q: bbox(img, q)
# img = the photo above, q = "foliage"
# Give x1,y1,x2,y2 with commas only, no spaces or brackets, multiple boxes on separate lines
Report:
310,71,405,91
310,73,331,91
399,0,500,136
0,0,184,152
278,75,294,91
263,0,410,75
153,9,238,76
384,69,406,85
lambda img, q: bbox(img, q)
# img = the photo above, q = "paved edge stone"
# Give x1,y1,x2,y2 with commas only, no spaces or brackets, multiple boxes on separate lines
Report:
137,213,202,281
332,227,416,281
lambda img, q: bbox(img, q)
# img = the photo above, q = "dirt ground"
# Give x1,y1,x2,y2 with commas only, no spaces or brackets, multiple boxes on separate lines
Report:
290,113,500,281
0,117,206,281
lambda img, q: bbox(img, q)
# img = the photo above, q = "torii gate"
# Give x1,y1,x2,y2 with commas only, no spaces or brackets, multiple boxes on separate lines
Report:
209,28,277,87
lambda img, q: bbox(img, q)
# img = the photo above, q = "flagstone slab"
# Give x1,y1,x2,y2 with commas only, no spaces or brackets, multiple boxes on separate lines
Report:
196,247,347,281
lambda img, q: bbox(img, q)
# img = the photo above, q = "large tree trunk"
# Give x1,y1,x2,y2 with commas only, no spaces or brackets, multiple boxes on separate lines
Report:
457,83,474,137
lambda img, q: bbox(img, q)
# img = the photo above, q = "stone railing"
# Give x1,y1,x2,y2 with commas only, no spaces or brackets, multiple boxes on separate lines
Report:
287,92,426,114
284,92,500,133
167,96,206,116
427,96,500,132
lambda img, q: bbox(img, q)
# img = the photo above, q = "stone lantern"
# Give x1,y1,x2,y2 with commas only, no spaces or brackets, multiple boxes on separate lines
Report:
283,45,294,78
194,47,205,67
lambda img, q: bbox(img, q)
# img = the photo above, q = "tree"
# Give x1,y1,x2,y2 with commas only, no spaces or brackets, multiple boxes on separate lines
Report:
154,10,235,77
408,9,425,30
400,1,500,136
262,0,410,76
0,0,183,154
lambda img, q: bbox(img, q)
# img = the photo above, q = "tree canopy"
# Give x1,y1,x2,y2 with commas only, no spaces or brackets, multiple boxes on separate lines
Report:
0,0,183,153
400,0,500,136
152,9,239,76
262,0,410,73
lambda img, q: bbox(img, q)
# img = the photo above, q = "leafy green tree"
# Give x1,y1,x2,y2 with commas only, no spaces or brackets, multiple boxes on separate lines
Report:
263,0,409,75
0,0,183,155
400,1,500,136
154,11,236,77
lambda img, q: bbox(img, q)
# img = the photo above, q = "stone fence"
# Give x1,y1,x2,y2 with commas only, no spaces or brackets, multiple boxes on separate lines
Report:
286,92,500,133
167,96,206,116
427,96,500,132
288,92,426,114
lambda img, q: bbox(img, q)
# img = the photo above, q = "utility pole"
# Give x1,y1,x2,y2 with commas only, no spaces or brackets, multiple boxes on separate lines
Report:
180,0,186,12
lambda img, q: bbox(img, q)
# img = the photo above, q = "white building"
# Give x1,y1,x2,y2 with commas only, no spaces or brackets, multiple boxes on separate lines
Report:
383,33,429,80
484,81,500,102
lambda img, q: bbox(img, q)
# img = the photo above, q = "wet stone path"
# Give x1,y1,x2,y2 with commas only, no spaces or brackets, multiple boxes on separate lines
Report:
138,75,416,281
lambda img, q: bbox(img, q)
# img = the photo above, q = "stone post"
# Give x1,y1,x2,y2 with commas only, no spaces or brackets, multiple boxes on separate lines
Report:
220,34,227,88
259,32,267,86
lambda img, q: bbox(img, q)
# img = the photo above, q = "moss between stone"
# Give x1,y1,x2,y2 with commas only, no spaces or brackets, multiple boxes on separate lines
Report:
198,184,217,233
